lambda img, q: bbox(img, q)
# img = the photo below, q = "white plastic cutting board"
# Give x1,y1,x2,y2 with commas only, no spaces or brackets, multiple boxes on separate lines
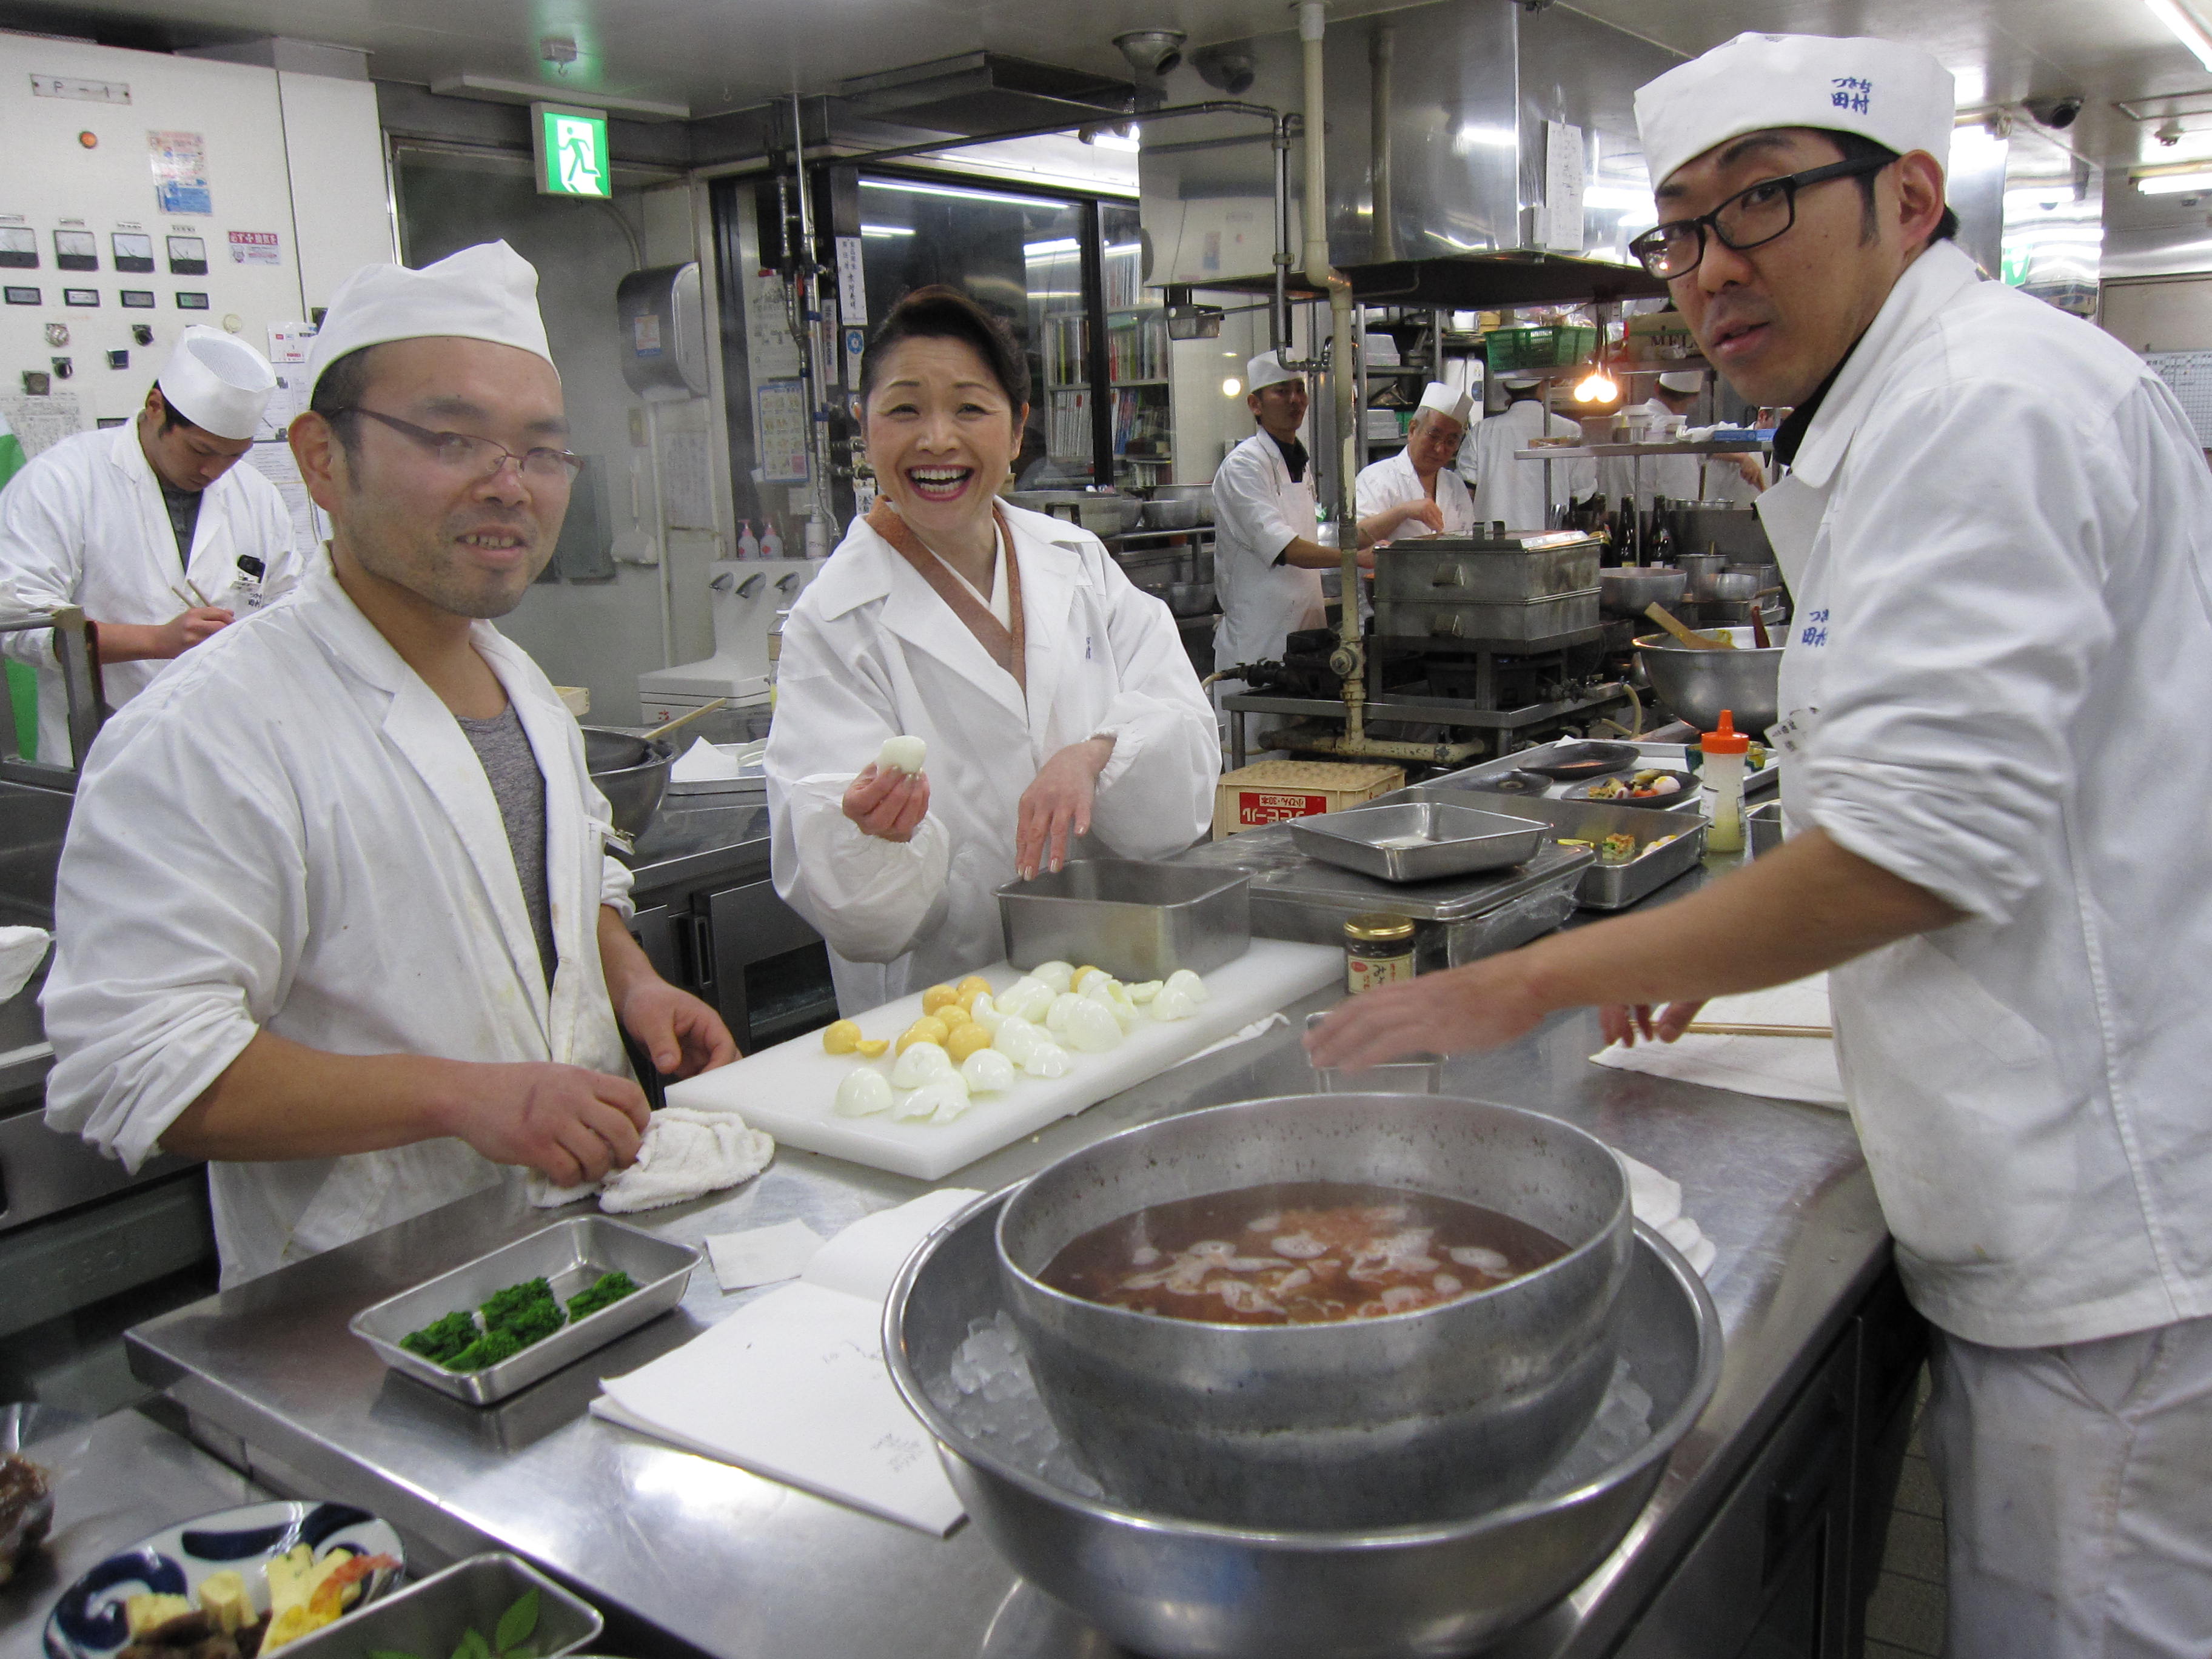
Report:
666,940,1342,1180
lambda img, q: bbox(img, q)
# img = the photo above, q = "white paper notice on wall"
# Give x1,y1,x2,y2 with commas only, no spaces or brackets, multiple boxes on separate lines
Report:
835,236,868,331
243,440,329,551
148,130,212,216
756,378,810,483
258,323,316,440
0,392,87,459
660,427,716,531
2146,351,2212,446
1544,120,1586,253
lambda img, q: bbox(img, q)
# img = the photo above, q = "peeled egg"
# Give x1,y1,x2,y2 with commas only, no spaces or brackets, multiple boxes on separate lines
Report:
998,979,1054,1022
1045,992,1086,1034
1147,985,1199,1022
834,1069,894,1117
1164,968,1210,1004
891,1041,953,1088
960,1049,1017,1093
993,1015,1046,1063
947,1024,993,1063
877,734,927,775
1062,997,1125,1053
1031,960,1074,994
897,1016,950,1053
1021,1042,1073,1078
1124,979,1163,1004
898,1073,971,1123
1070,965,1107,993
968,991,1005,1034
822,1019,862,1056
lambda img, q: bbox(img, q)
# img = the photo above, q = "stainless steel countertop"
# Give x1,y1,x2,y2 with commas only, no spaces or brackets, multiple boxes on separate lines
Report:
619,801,773,895
124,899,1885,1659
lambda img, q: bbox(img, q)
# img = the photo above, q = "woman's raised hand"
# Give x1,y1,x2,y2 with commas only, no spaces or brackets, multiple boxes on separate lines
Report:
843,762,931,842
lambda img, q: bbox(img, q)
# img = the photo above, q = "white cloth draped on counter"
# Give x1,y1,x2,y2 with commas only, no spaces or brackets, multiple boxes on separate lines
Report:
42,554,634,1285
1354,448,1478,538
765,502,1219,1016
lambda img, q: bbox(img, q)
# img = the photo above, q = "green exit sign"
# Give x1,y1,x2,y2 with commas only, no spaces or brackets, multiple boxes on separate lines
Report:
531,103,609,198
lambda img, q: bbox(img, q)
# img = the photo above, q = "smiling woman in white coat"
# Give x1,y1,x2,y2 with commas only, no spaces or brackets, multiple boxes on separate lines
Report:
767,286,1219,1014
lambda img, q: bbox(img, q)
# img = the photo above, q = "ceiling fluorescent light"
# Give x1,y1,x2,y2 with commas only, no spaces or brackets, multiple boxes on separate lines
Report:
2145,0,2212,71
859,178,1067,210
2134,163,2212,192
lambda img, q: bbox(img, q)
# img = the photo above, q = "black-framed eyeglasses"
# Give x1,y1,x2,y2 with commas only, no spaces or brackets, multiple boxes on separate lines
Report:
1629,156,1895,280
330,406,585,483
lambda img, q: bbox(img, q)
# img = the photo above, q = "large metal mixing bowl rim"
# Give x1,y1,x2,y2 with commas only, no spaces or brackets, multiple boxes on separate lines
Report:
1631,632,1785,658
992,1093,1632,1338
886,1194,1723,1550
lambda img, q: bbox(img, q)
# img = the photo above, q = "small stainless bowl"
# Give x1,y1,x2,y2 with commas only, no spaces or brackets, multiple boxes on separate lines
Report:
996,1093,1633,1529
581,726,673,839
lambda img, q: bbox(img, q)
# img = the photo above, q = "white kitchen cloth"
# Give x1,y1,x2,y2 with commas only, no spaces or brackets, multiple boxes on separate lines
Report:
705,1218,825,1292
1615,1150,1717,1277
0,927,52,1002
527,1106,776,1212
1589,974,1843,1108
592,1188,983,1534
671,737,748,783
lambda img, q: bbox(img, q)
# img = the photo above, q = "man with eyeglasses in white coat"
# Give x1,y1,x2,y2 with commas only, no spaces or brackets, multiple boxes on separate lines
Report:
42,242,736,1285
1308,35,2212,1656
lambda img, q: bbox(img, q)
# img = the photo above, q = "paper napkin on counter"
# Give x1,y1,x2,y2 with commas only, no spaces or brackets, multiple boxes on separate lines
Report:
706,1218,825,1291
1615,1151,1717,1277
671,736,749,783
594,1187,983,1535
0,927,52,1003
1590,975,1843,1108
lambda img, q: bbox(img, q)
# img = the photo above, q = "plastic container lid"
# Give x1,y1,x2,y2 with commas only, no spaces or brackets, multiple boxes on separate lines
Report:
1701,709,1750,756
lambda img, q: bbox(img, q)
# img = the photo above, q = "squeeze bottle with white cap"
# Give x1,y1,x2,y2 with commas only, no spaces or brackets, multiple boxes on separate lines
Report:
759,519,784,560
1700,709,1749,854
737,520,760,560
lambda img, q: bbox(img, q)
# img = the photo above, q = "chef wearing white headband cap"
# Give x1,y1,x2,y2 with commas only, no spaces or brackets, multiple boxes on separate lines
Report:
1353,381,1477,542
0,324,298,760
1313,33,2212,1658
45,241,737,1284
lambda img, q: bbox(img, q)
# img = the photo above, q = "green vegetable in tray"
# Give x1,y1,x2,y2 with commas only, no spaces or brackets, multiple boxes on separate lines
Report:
566,1270,640,1320
398,1274,580,1373
444,1327,525,1373
369,1587,539,1659
399,1309,477,1364
480,1278,559,1326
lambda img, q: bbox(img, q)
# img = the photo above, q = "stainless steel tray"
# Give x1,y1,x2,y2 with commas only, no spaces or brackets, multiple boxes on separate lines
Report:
1287,800,1547,882
1438,740,1780,813
996,858,1250,982
1398,786,1706,911
348,1216,699,1406
1373,589,1601,642
280,1553,602,1659
1372,537,1600,604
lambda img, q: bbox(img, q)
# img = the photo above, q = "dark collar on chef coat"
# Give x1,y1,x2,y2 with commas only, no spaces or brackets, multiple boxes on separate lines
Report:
1772,340,1861,472
1268,431,1310,484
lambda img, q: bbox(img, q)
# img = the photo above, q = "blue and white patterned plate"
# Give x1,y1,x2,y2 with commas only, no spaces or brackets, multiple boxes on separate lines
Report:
43,1501,404,1659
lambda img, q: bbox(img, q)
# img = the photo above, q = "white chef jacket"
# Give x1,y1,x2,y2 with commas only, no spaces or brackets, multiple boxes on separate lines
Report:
0,423,300,761
766,503,1219,1015
42,554,633,1285
1210,430,1323,675
1458,400,1595,532
1353,449,1477,538
1595,403,1761,508
1760,239,2212,1349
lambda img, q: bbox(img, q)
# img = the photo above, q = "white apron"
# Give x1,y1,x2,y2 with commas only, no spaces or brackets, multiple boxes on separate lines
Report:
1210,431,1323,677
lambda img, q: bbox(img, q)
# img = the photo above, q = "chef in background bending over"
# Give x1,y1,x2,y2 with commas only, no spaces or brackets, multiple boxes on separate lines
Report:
1355,381,1478,541
0,327,300,761
1595,369,1763,509
1457,374,1595,531
1312,35,2212,1658
766,286,1219,1015
43,242,734,1285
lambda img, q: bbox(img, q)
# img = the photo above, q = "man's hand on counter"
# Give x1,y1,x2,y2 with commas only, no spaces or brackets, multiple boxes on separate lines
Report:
598,905,739,1077
1304,828,1963,1071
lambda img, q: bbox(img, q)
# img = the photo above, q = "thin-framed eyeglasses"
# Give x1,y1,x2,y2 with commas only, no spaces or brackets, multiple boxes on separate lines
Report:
1629,156,1896,280
332,406,585,483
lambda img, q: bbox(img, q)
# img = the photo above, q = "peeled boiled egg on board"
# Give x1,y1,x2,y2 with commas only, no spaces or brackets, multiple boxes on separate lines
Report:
993,1016,1047,1064
1084,977,1141,1030
968,991,1005,1033
997,979,1054,1023
1148,984,1199,1022
1031,960,1075,994
892,1041,953,1088
947,1024,993,1063
899,1074,971,1123
1021,1042,1073,1079
835,1070,894,1117
1045,992,1085,1034
1164,969,1210,1004
1124,980,1163,1004
960,1049,1016,1093
878,735,927,775
1061,997,1125,1053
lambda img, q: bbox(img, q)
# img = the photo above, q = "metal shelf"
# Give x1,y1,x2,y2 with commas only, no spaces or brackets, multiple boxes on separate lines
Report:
1514,439,1771,459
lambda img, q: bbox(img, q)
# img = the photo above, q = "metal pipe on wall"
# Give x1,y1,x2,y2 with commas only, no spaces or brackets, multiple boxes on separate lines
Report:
1369,20,1396,264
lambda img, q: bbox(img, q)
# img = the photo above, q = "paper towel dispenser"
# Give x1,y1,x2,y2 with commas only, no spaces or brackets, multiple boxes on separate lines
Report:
616,261,709,400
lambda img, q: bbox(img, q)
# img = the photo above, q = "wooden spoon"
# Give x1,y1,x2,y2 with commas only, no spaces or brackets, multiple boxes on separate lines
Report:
1643,602,1734,650
640,696,732,744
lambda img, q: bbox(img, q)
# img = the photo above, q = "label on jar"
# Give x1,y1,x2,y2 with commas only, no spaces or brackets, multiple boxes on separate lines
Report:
1347,950,1415,994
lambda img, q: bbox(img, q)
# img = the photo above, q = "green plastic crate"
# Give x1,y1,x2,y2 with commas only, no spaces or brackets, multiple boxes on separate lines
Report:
1484,324,1598,371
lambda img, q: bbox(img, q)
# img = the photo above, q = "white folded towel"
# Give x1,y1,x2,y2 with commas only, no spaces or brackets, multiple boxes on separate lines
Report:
670,736,749,783
1616,1150,1717,1276
1590,975,1843,1109
528,1106,775,1212
0,927,52,1003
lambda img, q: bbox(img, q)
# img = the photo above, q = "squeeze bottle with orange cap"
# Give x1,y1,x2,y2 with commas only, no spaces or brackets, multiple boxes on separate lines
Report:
1701,709,1749,853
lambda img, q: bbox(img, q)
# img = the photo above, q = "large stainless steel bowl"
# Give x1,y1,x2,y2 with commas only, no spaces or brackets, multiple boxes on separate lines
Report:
995,1094,1634,1530
1633,627,1783,735
581,726,673,840
1598,566,1687,618
887,1189,1723,1659
1142,497,1210,530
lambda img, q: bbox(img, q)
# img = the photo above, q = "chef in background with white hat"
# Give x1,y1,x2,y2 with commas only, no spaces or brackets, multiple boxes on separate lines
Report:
0,325,299,760
1354,381,1478,541
1310,35,2212,1657
1456,373,1595,531
44,241,736,1285
1595,369,1764,509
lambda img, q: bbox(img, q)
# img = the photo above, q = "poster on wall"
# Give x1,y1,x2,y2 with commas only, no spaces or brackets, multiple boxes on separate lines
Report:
148,132,212,215
755,378,810,483
260,321,317,440
229,230,281,266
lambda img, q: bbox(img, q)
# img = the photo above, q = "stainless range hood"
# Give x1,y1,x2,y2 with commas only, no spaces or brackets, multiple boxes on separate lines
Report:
836,51,1131,138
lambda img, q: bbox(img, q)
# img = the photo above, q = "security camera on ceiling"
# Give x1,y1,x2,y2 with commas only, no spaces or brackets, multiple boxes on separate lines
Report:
1116,30,1187,79
2025,95,2084,129
1192,42,1258,96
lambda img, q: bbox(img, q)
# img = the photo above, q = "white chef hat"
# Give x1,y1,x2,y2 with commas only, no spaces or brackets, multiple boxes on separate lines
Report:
155,325,276,441
1657,370,1706,394
306,241,554,403
1415,381,1474,424
1498,374,1542,392
1635,33,1956,191
1245,350,1302,392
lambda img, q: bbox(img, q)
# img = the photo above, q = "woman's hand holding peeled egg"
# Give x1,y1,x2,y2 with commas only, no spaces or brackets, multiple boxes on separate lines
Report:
844,734,931,843
1014,735,1115,881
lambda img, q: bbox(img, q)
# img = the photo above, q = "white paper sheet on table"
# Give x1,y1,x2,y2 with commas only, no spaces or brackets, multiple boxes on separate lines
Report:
594,1188,982,1534
671,737,749,783
1590,975,1843,1108
705,1218,824,1291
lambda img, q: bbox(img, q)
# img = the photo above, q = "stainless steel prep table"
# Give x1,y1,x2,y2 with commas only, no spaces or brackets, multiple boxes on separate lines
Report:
118,882,1901,1659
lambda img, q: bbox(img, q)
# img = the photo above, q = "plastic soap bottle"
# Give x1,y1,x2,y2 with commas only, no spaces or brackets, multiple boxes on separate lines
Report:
737,520,760,560
1701,709,1749,854
758,519,785,560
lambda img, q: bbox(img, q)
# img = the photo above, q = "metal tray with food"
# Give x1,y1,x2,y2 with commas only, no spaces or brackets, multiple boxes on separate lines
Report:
1286,800,1547,882
1563,768,1698,806
1396,786,1707,911
348,1217,700,1407
278,1553,601,1659
1438,741,1778,811
996,859,1250,983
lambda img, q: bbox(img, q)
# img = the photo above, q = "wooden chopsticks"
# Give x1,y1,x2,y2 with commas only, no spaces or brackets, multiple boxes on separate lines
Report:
1681,1021,1832,1039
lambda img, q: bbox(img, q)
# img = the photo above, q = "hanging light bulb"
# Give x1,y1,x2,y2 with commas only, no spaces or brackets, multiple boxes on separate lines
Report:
1573,363,1618,403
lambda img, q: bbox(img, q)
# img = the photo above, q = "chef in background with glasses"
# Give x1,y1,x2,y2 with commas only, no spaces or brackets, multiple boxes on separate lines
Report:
44,241,736,1285
1309,36,2212,1657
